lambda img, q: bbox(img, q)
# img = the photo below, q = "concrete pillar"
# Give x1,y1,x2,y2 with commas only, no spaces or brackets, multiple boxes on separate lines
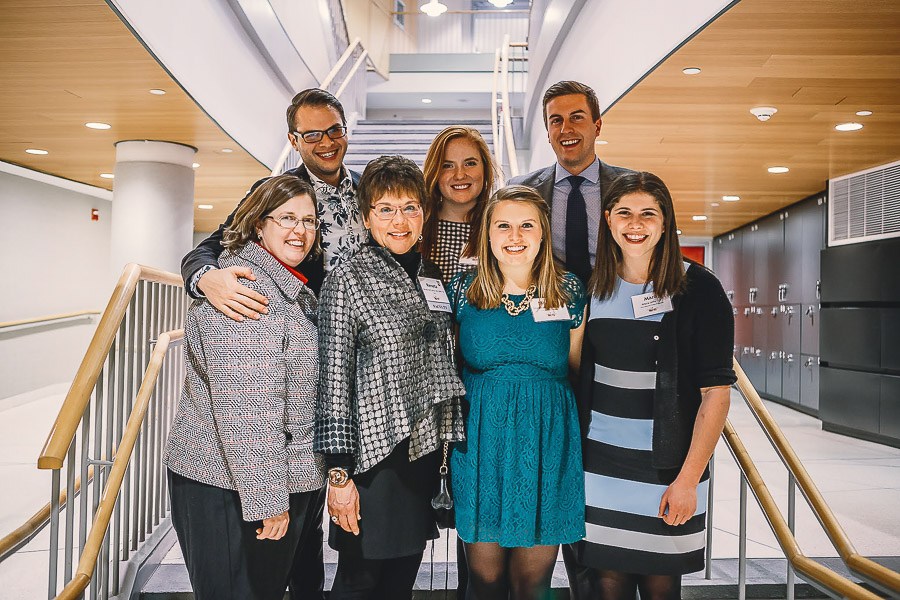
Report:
109,140,197,278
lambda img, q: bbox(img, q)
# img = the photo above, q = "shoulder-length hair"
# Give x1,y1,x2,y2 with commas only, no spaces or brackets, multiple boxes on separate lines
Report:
467,185,570,310
222,174,321,258
421,125,498,260
589,171,685,300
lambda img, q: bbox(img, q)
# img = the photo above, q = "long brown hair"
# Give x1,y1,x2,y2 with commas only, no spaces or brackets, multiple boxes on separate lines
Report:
222,174,321,258
467,185,570,310
421,126,497,260
589,171,685,300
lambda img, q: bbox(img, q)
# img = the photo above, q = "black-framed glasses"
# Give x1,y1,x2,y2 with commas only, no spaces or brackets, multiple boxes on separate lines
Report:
266,215,320,231
291,125,347,144
370,203,423,221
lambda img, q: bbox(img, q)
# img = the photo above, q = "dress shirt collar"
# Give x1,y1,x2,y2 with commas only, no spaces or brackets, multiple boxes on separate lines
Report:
554,156,600,185
307,165,353,193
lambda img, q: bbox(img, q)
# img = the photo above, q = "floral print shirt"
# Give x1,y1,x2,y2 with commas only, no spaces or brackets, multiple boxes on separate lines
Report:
309,168,366,271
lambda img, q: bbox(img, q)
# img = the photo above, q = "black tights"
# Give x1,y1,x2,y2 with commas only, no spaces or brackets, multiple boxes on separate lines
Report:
464,542,558,600
592,569,681,600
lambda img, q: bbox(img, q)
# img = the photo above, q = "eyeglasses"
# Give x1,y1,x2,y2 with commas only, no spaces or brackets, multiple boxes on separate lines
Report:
291,125,347,144
266,215,320,231
370,204,423,221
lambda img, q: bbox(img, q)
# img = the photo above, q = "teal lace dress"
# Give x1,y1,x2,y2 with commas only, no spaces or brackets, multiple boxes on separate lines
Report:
449,271,587,547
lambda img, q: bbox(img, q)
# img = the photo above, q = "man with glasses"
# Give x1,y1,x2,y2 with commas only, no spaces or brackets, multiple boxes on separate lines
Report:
181,88,364,321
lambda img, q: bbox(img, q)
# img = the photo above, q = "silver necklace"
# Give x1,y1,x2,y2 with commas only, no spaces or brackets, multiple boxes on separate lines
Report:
501,285,536,316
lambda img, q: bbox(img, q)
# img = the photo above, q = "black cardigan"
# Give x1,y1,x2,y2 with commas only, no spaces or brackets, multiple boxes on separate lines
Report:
577,262,736,470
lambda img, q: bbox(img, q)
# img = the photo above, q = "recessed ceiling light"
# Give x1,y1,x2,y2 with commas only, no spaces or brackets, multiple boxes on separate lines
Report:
488,0,512,6
25,148,48,155
676,229,683,235
711,202,720,207
198,204,214,210
149,89,166,95
855,110,872,117
420,0,447,17
192,163,200,169
835,122,863,132
595,140,608,145
692,215,707,221
682,67,701,75
768,166,789,174
221,148,233,153
421,98,433,104
722,195,740,202
100,173,114,179
85,122,111,130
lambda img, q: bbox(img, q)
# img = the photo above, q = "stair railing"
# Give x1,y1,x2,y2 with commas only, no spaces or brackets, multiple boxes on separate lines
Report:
492,33,521,179
271,37,375,177
732,358,900,597
36,264,187,600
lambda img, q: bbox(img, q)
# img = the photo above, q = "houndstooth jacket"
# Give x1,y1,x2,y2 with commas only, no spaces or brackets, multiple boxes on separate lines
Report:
314,244,466,474
165,242,325,522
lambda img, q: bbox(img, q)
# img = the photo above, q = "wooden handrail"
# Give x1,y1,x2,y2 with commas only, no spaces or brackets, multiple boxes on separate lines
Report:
722,419,882,599
54,329,183,600
733,358,900,595
38,264,182,470
0,310,100,330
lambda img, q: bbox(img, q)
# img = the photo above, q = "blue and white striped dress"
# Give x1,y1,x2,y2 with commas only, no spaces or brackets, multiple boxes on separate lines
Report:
578,275,708,575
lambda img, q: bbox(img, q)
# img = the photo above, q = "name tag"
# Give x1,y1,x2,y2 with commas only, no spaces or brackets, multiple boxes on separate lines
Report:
458,256,478,267
530,298,571,322
419,277,451,312
631,292,673,319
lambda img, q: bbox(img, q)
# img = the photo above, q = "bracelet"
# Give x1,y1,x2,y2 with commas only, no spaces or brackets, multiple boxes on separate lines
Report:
327,467,350,488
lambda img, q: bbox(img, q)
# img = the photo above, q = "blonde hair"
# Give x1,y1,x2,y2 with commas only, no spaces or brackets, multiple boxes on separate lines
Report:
467,185,570,310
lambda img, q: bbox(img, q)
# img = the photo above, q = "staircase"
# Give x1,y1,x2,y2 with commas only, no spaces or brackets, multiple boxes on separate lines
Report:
344,119,494,173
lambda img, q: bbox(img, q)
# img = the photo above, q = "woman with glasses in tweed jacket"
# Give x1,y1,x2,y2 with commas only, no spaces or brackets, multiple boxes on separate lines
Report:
165,175,326,600
315,155,466,599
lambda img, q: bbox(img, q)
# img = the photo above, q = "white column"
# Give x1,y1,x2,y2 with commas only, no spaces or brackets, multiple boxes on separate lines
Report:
109,140,197,278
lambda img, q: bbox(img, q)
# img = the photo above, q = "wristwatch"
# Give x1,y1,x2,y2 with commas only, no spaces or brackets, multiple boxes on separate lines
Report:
328,467,350,488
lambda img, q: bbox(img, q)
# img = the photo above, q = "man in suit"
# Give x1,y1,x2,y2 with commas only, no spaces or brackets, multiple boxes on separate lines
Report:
181,88,364,318
509,80,631,286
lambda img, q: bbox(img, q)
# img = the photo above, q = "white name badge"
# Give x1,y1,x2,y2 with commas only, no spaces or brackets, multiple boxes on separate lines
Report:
458,256,478,267
530,298,571,322
631,292,673,319
419,277,452,312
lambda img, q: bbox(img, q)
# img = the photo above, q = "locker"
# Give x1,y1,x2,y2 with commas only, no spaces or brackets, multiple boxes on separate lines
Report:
800,197,825,305
820,367,880,436
765,306,783,397
781,304,802,404
747,306,767,391
820,307,881,370
881,374,900,439
762,214,784,305
801,302,819,356
799,355,819,411
881,308,900,371
782,207,803,305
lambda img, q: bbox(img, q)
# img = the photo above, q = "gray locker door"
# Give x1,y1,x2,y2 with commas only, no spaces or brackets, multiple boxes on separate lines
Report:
820,367,880,436
746,225,764,306
799,355,820,411
748,307,767,392
801,197,826,306
765,306,783,397
881,374,900,440
763,214,784,305
781,304,802,404
801,302,819,356
782,207,804,305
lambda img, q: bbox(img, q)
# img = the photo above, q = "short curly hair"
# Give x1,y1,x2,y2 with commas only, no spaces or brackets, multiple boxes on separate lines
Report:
357,155,430,221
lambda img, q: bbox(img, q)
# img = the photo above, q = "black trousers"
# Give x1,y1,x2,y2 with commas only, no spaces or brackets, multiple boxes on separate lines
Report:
329,552,424,600
168,470,325,600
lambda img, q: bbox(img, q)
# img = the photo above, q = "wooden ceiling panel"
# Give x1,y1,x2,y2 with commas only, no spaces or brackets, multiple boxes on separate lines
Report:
599,0,900,236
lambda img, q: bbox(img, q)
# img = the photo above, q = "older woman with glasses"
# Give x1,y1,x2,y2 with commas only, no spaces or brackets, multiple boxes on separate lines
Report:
165,174,326,600
315,155,466,599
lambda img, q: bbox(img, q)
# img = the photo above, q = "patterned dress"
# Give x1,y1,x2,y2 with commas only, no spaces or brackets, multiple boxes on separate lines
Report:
579,274,708,575
432,219,474,282
449,272,587,547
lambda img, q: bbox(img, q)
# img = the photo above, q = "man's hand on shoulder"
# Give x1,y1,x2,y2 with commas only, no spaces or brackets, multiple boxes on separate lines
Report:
197,266,269,322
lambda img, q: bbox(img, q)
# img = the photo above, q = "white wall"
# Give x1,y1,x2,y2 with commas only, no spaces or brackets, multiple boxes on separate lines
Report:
0,168,112,400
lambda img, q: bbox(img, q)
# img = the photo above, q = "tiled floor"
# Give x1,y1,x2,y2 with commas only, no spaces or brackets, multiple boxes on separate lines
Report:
2,384,899,598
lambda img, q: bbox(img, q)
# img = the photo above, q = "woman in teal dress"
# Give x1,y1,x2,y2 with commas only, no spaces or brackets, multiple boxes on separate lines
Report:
448,185,587,599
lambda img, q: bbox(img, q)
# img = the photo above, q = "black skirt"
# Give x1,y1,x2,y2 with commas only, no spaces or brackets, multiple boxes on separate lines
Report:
329,438,440,560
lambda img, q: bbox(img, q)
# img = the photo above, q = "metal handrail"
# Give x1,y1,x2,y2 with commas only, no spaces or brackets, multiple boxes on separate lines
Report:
53,329,184,600
733,358,900,596
491,34,520,179
38,265,181,470
0,310,100,331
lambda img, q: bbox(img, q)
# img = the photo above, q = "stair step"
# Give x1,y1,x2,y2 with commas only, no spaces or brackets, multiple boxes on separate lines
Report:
350,135,492,145
357,120,491,126
353,124,492,134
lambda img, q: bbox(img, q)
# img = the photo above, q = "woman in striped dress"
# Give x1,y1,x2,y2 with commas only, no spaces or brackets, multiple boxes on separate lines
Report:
573,172,735,599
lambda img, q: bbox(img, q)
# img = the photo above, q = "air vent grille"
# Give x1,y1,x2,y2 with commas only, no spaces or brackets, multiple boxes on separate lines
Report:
829,160,900,246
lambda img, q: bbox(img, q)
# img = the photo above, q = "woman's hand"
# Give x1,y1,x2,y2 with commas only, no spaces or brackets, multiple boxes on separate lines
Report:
328,480,361,536
658,476,698,526
256,510,289,540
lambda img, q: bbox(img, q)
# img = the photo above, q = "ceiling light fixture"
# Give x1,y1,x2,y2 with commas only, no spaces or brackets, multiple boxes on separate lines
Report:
198,204,214,210
221,148,233,153
722,195,740,202
711,202,720,207
676,229,683,235
421,98,433,104
595,140,608,145
682,67,701,75
835,122,863,132
768,166,789,174
85,122,111,130
692,215,707,221
100,173,114,179
750,107,777,122
192,163,200,169
489,0,513,6
855,110,872,117
149,89,166,95
419,0,447,16
25,148,48,155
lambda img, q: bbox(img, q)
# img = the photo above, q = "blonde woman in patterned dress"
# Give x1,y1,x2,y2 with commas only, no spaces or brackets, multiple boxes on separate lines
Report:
421,125,498,282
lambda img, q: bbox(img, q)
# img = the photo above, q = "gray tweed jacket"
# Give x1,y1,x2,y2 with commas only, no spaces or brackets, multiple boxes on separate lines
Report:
314,244,466,474
165,242,325,522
